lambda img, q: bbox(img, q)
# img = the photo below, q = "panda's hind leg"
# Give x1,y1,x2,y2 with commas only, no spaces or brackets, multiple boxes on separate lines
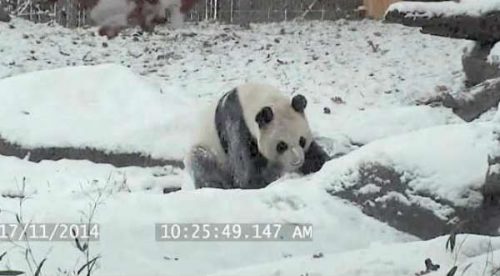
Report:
188,146,233,189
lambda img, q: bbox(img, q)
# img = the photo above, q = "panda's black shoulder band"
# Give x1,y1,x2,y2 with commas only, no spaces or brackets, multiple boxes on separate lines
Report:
215,89,237,154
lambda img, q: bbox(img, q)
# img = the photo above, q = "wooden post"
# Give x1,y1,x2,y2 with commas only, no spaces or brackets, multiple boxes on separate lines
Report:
363,0,400,20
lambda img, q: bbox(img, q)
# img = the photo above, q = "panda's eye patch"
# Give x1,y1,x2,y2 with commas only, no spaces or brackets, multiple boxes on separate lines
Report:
276,141,288,154
299,137,306,148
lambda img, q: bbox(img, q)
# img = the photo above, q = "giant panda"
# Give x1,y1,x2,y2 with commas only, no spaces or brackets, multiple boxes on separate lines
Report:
185,83,330,189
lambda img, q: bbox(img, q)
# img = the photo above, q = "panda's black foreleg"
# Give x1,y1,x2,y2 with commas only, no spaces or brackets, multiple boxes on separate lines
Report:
225,123,275,189
189,146,234,189
300,141,330,175
226,124,257,189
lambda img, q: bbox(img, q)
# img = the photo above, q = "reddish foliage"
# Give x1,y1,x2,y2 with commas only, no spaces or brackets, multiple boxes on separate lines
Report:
59,0,199,38
180,0,198,13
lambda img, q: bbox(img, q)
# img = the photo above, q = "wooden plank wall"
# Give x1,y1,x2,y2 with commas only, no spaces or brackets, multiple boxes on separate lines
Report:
363,0,400,19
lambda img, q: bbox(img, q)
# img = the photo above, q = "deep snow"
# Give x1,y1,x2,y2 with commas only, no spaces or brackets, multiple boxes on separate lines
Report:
0,17,498,276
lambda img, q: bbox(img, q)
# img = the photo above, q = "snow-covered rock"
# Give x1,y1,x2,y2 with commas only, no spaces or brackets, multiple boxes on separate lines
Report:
319,122,496,238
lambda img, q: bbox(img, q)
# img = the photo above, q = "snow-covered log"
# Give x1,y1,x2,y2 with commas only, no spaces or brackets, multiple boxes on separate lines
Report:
385,2,500,43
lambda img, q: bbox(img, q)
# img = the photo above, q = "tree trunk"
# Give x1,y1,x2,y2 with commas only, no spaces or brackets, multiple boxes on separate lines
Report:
0,4,11,22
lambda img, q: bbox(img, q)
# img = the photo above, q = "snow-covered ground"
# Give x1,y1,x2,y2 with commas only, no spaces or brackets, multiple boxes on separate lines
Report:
0,17,498,276
212,235,500,276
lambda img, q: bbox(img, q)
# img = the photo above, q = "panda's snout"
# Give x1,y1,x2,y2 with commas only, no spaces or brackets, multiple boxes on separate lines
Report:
290,147,304,167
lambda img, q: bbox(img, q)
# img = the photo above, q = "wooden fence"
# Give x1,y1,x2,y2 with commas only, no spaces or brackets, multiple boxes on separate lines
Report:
0,0,363,27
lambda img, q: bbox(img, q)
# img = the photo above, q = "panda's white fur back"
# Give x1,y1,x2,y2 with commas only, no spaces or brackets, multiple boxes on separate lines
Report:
187,99,226,168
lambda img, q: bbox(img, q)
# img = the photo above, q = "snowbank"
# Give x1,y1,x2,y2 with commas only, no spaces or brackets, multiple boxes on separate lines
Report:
0,176,415,275
211,235,500,276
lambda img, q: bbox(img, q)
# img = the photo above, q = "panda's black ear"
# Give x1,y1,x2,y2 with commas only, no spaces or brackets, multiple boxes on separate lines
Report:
292,94,307,113
255,106,274,128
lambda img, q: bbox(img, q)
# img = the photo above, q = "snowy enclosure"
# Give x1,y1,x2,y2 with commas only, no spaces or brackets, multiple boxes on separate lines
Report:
1,1,500,275
0,0,362,27
1,16,500,275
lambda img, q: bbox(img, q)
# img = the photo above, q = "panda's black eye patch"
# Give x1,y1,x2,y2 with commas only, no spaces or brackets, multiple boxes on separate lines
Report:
276,141,288,154
299,137,306,148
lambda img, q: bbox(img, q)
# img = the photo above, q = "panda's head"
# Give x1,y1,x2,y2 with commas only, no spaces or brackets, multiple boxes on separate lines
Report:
254,94,313,173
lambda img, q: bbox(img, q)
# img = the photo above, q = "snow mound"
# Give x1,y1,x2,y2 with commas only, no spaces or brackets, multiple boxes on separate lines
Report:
211,235,500,276
0,155,183,197
0,64,195,159
388,0,500,17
